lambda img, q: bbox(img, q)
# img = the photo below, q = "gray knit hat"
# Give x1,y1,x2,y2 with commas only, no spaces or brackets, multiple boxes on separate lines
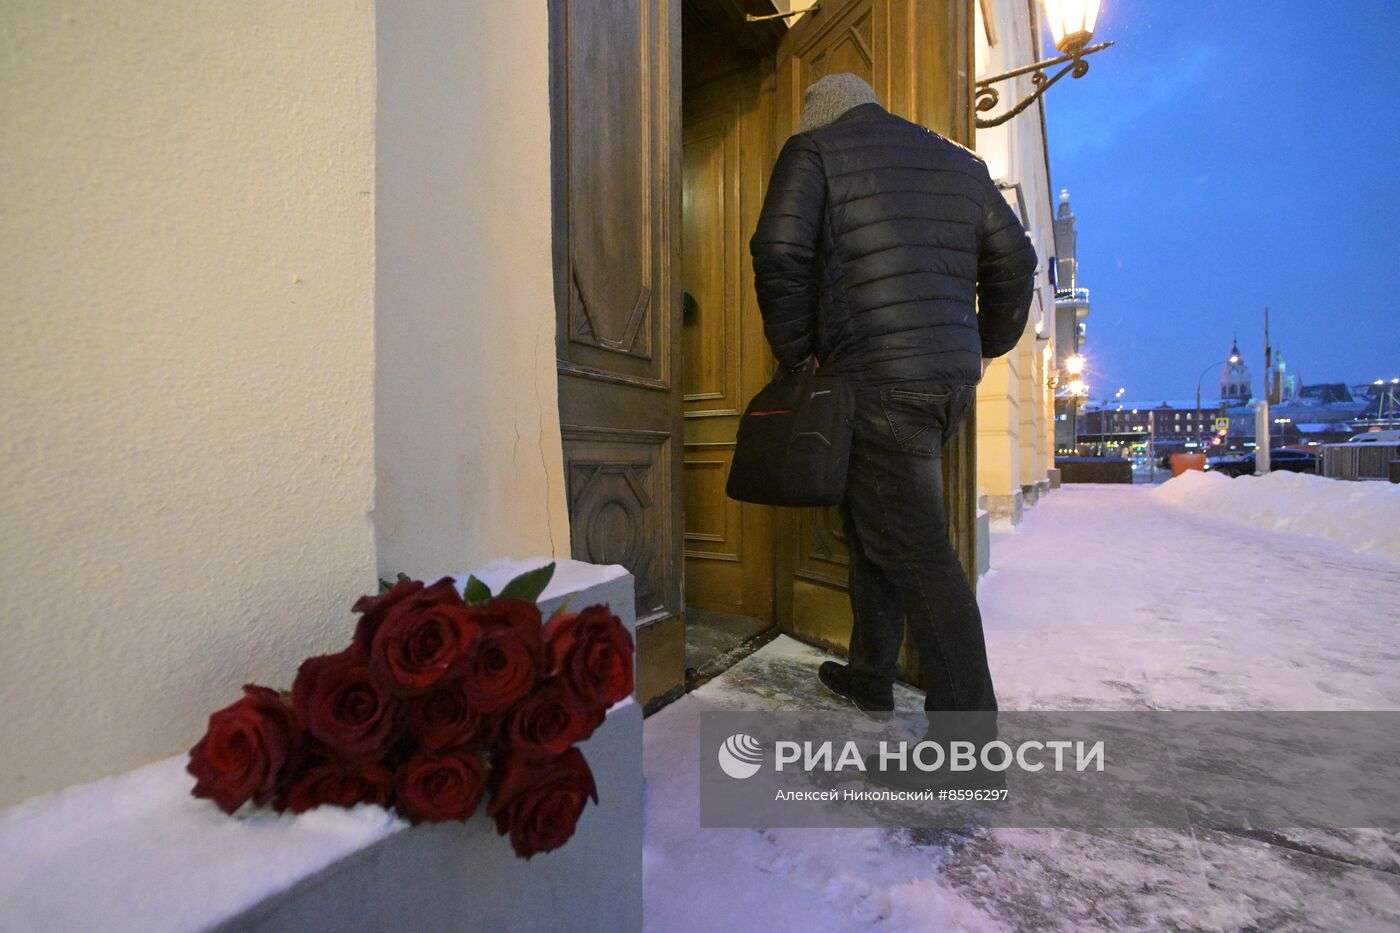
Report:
799,73,881,132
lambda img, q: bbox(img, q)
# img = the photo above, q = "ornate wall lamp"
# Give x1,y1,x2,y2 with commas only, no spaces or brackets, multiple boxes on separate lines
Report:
1047,353,1087,390
975,0,1113,128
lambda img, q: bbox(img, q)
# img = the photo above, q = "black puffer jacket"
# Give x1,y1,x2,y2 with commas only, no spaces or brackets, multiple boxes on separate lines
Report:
750,103,1037,385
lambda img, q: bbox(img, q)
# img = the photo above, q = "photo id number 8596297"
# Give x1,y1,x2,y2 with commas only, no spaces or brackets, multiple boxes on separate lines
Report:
939,789,1009,802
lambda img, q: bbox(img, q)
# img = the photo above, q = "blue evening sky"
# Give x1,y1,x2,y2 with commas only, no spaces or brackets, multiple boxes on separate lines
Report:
1044,0,1399,403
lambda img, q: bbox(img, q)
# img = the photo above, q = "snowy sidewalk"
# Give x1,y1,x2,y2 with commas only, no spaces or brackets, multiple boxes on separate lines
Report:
643,485,1400,932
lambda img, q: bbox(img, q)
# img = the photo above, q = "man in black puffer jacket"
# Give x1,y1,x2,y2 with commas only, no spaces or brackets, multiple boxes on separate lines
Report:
751,74,1035,717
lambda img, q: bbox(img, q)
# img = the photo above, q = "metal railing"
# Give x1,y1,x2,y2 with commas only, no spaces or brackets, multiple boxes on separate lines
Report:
1056,287,1090,303
1320,443,1400,481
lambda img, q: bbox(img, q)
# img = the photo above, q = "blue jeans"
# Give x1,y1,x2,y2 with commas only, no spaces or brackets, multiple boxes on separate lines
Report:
839,380,998,712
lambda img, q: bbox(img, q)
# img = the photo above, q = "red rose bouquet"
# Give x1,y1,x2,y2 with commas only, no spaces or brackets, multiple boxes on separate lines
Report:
187,563,633,859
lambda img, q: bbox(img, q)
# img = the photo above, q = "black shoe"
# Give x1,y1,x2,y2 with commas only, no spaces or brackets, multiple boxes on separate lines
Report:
863,752,1008,794
818,661,894,716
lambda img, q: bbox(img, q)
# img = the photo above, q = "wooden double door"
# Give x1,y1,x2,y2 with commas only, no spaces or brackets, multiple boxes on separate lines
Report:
550,0,977,711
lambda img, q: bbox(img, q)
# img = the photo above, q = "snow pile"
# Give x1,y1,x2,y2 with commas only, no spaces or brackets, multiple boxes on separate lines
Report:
0,756,405,933
1153,469,1400,562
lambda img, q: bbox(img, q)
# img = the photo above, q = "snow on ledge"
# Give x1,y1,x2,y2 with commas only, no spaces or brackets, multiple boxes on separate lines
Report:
1153,469,1400,562
0,757,406,933
0,558,633,933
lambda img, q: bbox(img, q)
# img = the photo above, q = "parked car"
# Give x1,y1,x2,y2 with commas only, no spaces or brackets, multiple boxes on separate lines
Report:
1342,429,1400,445
1207,449,1318,478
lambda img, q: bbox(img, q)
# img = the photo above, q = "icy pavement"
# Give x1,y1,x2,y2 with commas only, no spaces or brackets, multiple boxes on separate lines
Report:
643,485,1400,932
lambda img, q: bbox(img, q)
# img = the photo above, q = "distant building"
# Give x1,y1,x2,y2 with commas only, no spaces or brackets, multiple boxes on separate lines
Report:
1081,376,1372,455
1052,189,1090,451
1053,189,1081,301
1299,383,1353,405
1080,399,1231,451
1079,329,1388,457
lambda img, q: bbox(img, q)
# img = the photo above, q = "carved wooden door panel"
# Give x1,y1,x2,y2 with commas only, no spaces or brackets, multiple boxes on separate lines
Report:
770,0,977,683
681,68,778,625
549,0,685,708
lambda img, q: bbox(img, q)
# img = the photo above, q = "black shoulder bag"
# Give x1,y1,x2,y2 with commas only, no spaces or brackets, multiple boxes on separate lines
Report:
725,358,855,507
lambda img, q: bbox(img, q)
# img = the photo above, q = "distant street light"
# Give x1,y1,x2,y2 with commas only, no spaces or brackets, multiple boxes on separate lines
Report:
1195,357,1239,448
973,0,1114,127
1064,354,1086,376
1062,377,1088,452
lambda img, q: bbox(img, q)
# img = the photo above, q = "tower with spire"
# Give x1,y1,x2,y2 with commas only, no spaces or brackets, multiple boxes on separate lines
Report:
1270,348,1299,403
1053,188,1078,293
1220,339,1252,404
1052,189,1091,449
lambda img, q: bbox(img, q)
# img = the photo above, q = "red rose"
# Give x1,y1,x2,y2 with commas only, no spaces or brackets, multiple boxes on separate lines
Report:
188,685,299,814
351,578,425,655
292,648,400,759
543,604,634,708
460,599,545,713
488,748,598,859
395,751,488,824
503,677,604,759
355,577,479,695
407,679,482,751
276,757,394,814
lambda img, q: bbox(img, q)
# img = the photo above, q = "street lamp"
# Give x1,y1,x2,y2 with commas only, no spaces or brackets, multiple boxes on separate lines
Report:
974,0,1114,127
1064,353,1086,376
1195,355,1239,448
1044,0,1103,55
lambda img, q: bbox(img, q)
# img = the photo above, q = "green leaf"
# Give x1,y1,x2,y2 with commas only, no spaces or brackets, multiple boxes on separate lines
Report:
546,599,572,622
463,575,492,604
498,562,556,604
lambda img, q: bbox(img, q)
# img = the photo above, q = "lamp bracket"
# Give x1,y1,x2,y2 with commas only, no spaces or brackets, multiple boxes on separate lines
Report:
746,2,821,22
974,41,1113,129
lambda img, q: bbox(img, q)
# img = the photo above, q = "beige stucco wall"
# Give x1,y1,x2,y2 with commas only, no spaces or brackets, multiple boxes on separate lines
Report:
974,0,1058,518
373,0,569,580
0,1,378,807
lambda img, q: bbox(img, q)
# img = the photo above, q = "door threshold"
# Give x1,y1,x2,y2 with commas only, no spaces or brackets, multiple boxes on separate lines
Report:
684,624,780,693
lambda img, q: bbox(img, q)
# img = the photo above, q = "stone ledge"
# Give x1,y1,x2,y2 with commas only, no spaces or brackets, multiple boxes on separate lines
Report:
222,700,642,933
975,509,992,576
982,490,1024,524
0,559,641,933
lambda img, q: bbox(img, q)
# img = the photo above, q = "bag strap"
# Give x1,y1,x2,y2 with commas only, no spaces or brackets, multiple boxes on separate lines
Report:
783,353,850,376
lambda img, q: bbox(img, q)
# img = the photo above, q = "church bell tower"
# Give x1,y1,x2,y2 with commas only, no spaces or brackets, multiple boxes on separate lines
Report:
1220,340,1252,404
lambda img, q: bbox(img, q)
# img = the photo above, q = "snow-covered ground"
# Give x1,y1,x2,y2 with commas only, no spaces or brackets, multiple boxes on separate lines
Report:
644,484,1400,931
986,482,1400,713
